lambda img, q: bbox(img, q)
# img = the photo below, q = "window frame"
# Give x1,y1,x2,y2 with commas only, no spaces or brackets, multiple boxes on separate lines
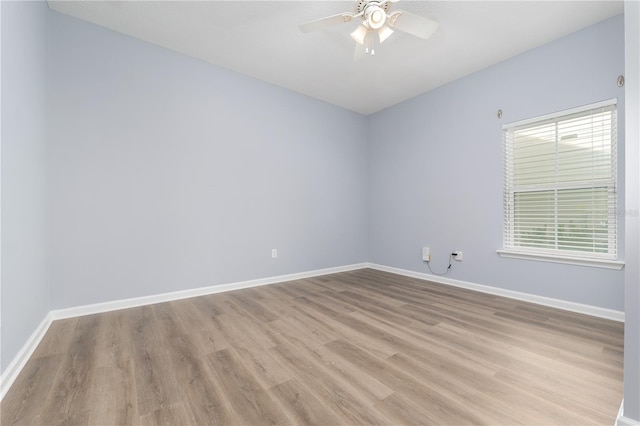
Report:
497,99,624,270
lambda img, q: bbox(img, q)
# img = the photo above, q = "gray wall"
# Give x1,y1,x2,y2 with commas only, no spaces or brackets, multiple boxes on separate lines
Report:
1,1,50,372
368,15,626,311
47,12,368,310
623,1,639,422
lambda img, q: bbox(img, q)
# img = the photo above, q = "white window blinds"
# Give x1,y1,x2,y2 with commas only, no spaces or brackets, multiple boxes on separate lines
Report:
502,99,617,261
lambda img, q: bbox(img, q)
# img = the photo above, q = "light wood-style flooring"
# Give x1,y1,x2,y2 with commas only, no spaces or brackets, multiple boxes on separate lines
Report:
1,269,624,425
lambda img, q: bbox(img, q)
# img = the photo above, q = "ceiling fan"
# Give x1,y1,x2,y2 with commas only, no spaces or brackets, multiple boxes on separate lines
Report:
299,0,439,58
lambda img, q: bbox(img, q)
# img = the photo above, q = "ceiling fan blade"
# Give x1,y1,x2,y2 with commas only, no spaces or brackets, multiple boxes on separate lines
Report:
299,13,356,33
388,10,439,39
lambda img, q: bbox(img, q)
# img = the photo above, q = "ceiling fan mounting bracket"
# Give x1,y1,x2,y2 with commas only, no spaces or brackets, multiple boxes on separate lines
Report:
354,0,391,15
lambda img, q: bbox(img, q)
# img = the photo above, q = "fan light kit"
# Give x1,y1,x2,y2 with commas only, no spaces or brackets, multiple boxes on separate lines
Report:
299,0,439,59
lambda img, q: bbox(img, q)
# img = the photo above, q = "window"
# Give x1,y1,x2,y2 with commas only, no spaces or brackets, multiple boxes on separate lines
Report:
499,99,623,269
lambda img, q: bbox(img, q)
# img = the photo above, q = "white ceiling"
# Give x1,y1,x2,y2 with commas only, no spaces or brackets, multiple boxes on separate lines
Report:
47,1,624,115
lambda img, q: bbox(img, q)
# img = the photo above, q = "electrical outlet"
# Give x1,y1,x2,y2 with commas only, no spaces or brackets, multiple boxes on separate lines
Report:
422,246,431,262
272,249,278,258
453,251,463,261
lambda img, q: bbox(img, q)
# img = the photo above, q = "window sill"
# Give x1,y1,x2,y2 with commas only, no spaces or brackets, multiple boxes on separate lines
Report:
496,250,625,270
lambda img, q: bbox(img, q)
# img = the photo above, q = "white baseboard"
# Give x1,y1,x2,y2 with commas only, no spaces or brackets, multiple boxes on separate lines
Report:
616,416,639,426
617,401,640,426
366,263,625,322
0,312,53,401
50,263,369,320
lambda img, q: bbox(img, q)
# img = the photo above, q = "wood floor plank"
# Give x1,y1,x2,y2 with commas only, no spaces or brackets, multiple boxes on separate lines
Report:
432,320,621,392
229,341,293,390
205,348,292,425
227,291,279,323
0,268,624,425
264,319,395,402
269,378,345,425
385,352,517,425
188,292,228,317
374,391,456,426
127,306,181,417
325,338,486,424
0,354,63,425
138,402,192,426
268,341,393,425
257,279,321,301
38,314,102,425
93,310,135,369
152,302,232,425
168,298,230,355
492,368,618,424
345,309,500,379
30,318,78,360
400,298,609,368
326,289,421,327
292,295,401,358
253,295,340,345
206,304,293,390
86,362,138,426
210,311,280,352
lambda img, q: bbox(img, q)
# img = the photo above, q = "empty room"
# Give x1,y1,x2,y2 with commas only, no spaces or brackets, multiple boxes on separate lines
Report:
1,0,639,425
